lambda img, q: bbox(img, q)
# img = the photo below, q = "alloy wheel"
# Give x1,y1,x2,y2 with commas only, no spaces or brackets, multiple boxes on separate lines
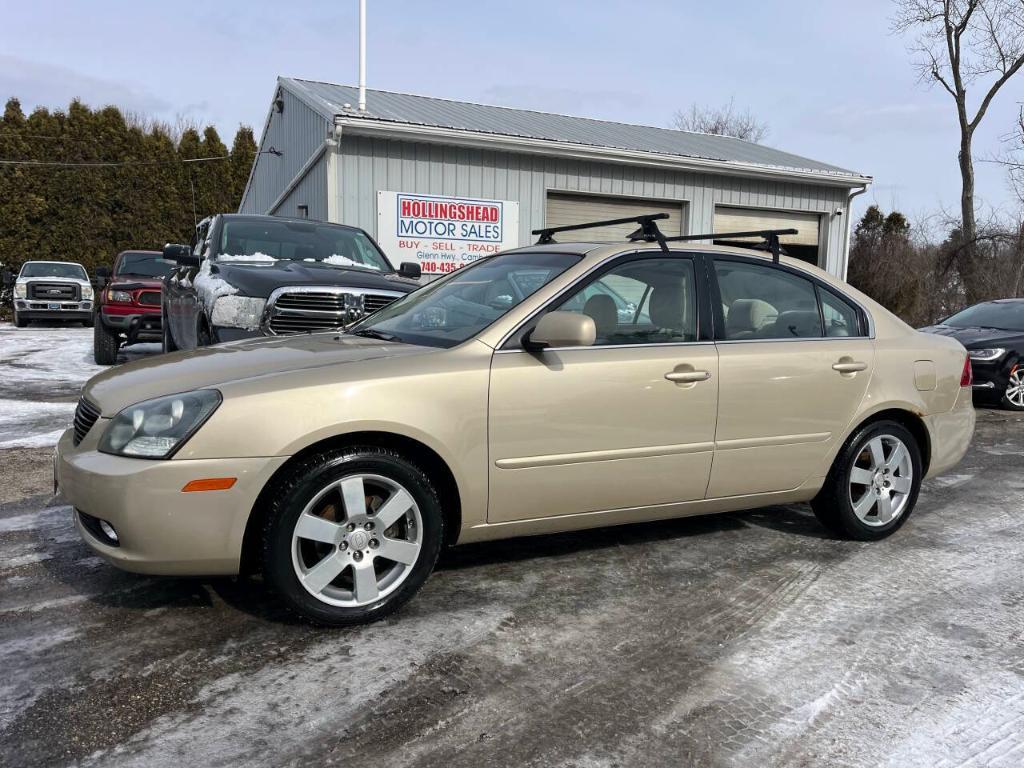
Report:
291,473,422,607
848,434,914,527
1006,367,1024,409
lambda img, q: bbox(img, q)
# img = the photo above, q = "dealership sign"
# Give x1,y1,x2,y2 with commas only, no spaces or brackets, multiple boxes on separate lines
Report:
377,191,519,276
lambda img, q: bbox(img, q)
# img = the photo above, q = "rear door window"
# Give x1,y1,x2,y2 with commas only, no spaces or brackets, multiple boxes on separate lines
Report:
715,259,823,339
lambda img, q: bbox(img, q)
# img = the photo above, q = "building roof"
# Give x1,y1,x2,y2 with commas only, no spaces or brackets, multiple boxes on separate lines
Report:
280,76,867,183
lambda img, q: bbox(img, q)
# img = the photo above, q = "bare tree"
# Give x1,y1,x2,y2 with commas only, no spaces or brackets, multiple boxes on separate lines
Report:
670,98,769,143
893,0,1024,303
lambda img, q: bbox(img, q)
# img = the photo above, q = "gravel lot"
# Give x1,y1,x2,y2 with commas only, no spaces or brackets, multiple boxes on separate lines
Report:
2,324,1023,767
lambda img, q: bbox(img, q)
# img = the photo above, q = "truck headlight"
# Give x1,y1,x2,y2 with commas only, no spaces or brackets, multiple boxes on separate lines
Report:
14,283,26,298
211,295,267,330
968,348,1006,362
82,285,94,300
99,390,221,459
109,290,133,303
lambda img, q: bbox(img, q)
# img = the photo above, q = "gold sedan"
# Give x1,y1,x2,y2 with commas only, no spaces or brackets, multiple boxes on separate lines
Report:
56,233,975,625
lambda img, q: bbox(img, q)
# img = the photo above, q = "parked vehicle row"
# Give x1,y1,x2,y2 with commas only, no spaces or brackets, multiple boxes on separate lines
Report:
56,217,976,626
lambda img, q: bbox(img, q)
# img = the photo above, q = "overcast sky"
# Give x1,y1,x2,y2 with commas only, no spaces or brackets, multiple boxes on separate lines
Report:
2,0,1021,228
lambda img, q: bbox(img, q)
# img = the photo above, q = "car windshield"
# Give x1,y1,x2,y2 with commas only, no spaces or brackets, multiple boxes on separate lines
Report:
944,302,1024,332
216,219,391,271
20,262,87,280
347,251,581,348
115,252,176,278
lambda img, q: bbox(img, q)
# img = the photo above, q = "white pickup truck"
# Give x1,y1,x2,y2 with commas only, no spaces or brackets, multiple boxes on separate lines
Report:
13,261,94,327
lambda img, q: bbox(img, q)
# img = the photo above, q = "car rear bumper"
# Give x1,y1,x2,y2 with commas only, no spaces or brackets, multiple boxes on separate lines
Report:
923,386,976,479
55,428,288,575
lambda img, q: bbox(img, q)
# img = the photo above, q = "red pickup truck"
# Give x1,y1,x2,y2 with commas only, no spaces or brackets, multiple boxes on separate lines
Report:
93,250,175,365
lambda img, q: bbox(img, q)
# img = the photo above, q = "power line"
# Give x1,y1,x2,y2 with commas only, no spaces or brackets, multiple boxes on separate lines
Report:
0,155,230,168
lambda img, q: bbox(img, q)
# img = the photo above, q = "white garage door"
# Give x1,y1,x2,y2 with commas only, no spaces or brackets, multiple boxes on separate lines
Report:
714,206,820,247
545,193,686,242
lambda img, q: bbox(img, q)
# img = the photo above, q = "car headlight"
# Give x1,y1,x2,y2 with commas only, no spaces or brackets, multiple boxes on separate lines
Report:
99,390,221,459
109,289,132,303
211,295,267,330
968,348,1006,362
14,283,26,298
82,285,94,300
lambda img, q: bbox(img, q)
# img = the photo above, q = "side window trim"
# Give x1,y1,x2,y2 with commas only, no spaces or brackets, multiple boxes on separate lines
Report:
707,253,871,342
498,250,713,351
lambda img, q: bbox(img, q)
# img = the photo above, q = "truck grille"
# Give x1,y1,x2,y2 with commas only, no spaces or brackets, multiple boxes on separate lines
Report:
138,290,161,306
265,288,403,335
73,398,101,445
29,282,79,301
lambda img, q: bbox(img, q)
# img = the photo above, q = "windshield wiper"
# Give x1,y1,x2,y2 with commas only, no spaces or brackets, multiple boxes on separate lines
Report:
350,328,401,342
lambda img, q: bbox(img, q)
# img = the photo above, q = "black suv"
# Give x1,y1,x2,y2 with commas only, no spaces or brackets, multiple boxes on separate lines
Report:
921,298,1024,411
162,214,421,351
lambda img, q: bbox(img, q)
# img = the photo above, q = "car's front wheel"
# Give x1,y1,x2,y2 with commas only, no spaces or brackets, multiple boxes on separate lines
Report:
1001,363,1024,411
262,447,444,626
811,420,922,540
93,315,120,365
14,310,27,328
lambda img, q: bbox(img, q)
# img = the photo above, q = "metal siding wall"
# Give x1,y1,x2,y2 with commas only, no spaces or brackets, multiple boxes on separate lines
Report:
336,135,854,276
270,155,328,222
239,88,332,215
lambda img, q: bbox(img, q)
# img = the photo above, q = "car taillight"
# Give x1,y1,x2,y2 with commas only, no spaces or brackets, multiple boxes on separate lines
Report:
960,355,973,387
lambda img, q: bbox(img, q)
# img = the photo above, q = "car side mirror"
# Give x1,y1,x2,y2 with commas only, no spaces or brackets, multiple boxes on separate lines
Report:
164,243,200,268
398,261,422,279
524,311,596,351
95,266,111,287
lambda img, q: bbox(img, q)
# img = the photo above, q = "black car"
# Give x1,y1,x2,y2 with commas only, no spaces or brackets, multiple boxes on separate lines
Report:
921,298,1024,411
161,214,421,351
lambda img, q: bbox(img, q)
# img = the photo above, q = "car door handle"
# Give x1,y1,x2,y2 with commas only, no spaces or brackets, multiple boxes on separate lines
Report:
832,360,868,373
665,370,712,383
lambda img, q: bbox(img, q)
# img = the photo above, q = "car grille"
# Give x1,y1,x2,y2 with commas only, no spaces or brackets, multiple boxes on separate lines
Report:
73,398,101,446
265,289,403,335
29,282,79,301
138,290,161,306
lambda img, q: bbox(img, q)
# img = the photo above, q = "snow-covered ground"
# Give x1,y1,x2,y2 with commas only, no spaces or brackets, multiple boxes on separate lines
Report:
0,323,160,449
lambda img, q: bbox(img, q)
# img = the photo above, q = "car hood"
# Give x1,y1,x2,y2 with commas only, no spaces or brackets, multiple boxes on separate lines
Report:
83,333,434,415
209,260,419,299
17,275,89,285
109,276,164,290
919,324,1023,348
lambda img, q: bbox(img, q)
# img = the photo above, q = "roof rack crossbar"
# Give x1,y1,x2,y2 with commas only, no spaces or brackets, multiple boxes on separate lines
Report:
658,227,798,264
533,213,671,252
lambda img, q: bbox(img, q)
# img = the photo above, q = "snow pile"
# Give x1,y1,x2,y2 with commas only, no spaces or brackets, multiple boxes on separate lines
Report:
216,252,278,263
193,259,239,308
323,254,381,270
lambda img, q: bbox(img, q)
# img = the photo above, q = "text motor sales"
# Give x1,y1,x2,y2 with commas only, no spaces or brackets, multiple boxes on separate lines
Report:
377,192,520,276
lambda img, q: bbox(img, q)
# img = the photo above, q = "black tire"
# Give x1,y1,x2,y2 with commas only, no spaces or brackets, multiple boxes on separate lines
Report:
82,319,93,328
999,361,1024,411
811,420,923,541
196,319,214,348
14,311,27,328
262,446,444,626
93,314,120,365
162,307,177,353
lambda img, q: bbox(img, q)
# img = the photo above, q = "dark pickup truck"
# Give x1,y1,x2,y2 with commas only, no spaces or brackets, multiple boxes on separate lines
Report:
93,250,176,364
161,214,422,351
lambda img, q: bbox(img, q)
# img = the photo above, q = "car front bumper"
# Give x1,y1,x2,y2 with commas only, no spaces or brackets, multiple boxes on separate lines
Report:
969,357,1014,403
15,299,93,320
100,307,162,342
55,427,288,575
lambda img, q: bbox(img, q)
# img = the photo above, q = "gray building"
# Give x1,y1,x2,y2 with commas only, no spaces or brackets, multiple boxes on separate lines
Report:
240,77,871,278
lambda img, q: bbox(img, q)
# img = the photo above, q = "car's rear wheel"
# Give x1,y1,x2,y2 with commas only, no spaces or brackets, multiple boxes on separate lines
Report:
93,315,120,365
262,447,443,626
1001,363,1024,411
811,420,922,540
